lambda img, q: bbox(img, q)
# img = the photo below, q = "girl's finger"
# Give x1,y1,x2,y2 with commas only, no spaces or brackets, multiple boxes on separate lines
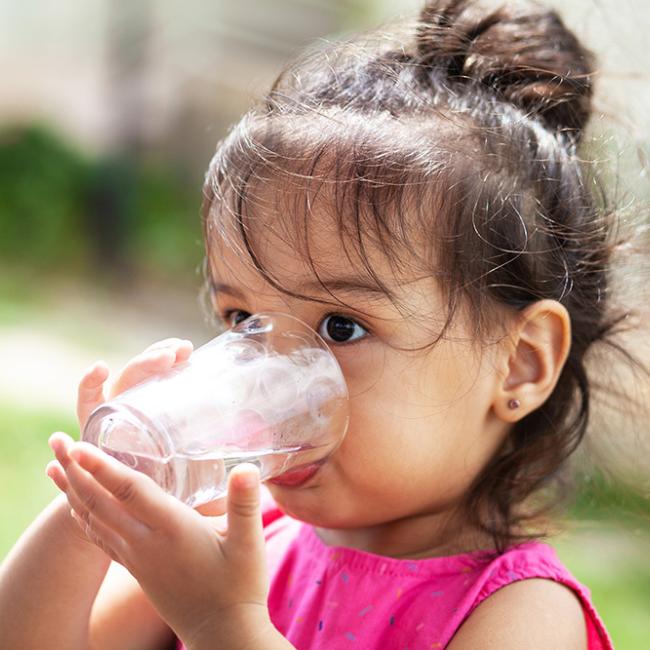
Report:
70,508,126,563
224,463,263,550
47,456,113,546
108,348,178,398
172,340,193,364
77,361,110,429
68,441,181,530
62,450,151,540
51,455,114,530
143,338,193,355
45,459,69,493
49,431,76,469
213,518,229,537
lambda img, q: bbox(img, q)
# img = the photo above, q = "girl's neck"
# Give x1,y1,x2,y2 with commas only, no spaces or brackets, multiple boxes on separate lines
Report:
313,508,496,560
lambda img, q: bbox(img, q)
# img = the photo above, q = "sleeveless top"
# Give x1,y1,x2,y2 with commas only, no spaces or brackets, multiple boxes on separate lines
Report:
177,485,613,649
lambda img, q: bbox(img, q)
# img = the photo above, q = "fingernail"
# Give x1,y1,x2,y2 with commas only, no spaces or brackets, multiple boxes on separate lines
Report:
238,468,259,489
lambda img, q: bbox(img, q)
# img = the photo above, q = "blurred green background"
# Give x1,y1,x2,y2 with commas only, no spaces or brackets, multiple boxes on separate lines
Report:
1,1,649,648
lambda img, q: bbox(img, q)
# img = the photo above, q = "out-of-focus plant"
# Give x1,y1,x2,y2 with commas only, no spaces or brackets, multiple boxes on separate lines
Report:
0,123,203,284
0,124,90,271
129,158,204,282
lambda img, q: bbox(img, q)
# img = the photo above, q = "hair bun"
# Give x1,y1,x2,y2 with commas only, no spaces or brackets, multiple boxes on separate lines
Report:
415,0,595,138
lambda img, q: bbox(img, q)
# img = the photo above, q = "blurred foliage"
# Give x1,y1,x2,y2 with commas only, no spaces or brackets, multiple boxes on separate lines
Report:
0,123,205,284
0,401,72,558
555,526,650,649
0,124,89,270
570,469,650,527
130,158,205,281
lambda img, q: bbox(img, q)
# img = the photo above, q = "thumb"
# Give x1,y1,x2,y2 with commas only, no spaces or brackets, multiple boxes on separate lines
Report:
225,463,263,547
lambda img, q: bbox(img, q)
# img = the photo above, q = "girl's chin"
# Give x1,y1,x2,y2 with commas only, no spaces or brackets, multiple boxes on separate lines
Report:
264,483,331,522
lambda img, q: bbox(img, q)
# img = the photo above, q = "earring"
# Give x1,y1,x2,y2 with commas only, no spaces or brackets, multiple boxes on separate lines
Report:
508,398,520,410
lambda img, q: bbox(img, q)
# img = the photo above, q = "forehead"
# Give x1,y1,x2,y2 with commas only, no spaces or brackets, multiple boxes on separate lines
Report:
205,181,410,300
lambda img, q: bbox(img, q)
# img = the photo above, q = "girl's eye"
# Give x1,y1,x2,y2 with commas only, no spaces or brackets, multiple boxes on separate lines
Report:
221,309,252,328
317,314,369,345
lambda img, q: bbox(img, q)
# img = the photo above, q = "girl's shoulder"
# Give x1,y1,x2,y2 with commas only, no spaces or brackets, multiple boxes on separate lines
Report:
460,540,613,649
259,488,613,649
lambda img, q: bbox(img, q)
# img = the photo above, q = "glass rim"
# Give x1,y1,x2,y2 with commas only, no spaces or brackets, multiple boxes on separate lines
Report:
232,310,335,353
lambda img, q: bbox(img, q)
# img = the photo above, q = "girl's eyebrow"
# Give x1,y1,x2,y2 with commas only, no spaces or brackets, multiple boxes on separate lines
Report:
209,278,387,300
209,281,247,300
302,278,387,297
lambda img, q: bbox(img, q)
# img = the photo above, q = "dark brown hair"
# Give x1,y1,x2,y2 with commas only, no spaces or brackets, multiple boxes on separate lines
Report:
199,0,650,553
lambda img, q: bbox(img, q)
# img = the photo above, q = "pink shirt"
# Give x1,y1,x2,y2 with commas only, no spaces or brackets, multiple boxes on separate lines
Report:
178,485,613,649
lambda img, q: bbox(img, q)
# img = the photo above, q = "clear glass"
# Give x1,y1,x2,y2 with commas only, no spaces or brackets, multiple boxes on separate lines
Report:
82,312,349,507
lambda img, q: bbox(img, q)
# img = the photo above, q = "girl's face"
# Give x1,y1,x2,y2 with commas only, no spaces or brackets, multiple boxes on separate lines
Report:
208,212,512,556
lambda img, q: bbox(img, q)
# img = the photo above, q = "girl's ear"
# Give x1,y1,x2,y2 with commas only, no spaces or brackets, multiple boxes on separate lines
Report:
493,300,572,423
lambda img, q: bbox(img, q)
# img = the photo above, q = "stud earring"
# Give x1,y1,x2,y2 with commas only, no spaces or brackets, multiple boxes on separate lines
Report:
508,398,520,410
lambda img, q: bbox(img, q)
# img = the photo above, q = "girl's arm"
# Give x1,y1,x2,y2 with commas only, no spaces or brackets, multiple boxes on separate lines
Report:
89,561,175,650
0,493,111,649
0,494,177,650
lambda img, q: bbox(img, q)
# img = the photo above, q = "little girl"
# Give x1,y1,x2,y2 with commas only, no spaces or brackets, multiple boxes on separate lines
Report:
1,0,647,648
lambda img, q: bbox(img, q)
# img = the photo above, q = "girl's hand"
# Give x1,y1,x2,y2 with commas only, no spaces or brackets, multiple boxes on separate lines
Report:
49,337,227,518
76,337,194,430
47,433,272,648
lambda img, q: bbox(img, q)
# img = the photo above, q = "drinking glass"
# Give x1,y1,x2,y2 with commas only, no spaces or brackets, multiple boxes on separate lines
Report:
82,312,349,507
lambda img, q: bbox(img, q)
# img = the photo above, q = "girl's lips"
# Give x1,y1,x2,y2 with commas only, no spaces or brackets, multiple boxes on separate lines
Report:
267,461,324,487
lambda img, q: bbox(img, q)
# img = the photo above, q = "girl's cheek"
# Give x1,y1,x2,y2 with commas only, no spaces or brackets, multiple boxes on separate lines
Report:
335,343,387,387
